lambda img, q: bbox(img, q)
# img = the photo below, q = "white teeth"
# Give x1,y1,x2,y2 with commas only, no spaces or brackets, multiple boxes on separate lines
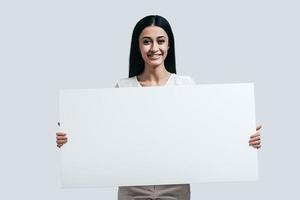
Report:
149,55,160,60
148,54,161,58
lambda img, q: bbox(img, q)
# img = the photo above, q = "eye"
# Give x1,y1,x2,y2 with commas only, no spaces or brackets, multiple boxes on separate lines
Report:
143,39,151,45
158,39,165,44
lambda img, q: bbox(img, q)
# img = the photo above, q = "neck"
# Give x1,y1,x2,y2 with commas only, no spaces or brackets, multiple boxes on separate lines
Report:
138,63,171,83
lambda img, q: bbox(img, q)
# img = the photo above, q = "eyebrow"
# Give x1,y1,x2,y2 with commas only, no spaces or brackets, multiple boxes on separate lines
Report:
141,36,167,39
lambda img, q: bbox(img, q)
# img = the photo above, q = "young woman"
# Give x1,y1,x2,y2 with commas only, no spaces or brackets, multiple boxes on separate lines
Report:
56,15,262,200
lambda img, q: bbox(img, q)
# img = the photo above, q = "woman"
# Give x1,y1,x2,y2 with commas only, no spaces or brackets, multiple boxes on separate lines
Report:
56,15,262,200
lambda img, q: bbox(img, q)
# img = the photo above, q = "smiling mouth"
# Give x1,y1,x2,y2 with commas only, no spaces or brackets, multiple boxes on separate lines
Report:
148,54,162,59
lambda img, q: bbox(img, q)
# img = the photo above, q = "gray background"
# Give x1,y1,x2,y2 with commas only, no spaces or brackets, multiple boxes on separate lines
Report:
0,0,299,199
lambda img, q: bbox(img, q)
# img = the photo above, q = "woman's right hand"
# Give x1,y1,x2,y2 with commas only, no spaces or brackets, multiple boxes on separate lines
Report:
56,132,68,148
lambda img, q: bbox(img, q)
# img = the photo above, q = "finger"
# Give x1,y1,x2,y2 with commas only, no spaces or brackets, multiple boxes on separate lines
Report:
249,139,260,145
56,137,67,141
249,140,260,145
56,139,68,144
250,132,260,138
256,125,262,131
57,143,65,148
56,132,66,136
56,135,67,140
250,141,261,146
56,138,68,142
253,144,261,149
249,143,261,149
249,136,260,142
56,143,66,147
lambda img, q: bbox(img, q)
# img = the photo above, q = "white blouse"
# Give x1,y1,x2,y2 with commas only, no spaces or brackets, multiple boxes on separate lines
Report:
115,73,195,88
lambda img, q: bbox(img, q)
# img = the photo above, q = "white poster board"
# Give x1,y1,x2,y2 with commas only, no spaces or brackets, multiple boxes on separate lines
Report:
59,83,258,188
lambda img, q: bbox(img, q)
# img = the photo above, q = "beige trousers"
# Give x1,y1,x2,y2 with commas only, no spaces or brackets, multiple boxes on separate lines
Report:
118,184,190,200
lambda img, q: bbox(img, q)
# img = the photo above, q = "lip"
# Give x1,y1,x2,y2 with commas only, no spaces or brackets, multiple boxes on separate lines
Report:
148,54,162,57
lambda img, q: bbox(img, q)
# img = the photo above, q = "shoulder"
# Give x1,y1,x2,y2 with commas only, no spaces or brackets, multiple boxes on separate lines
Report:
170,74,196,85
115,76,139,88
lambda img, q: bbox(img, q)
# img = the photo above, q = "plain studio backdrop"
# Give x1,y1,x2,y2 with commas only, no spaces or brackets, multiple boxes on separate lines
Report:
0,0,299,199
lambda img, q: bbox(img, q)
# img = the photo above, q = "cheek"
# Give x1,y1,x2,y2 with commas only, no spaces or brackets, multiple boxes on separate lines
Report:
139,45,150,54
163,46,169,52
139,46,150,61
161,46,169,56
161,42,169,52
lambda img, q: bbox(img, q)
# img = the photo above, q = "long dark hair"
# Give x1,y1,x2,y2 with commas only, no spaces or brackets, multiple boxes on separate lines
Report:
129,15,176,78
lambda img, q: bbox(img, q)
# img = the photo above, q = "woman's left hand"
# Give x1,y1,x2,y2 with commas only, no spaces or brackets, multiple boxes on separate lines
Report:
249,125,262,149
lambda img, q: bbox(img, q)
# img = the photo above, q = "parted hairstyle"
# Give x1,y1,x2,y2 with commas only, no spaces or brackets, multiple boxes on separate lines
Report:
129,15,176,78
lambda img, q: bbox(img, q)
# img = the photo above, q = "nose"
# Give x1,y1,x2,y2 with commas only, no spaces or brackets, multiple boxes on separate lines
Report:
150,41,159,52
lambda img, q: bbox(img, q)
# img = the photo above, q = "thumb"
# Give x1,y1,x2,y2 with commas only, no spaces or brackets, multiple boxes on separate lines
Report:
256,125,262,131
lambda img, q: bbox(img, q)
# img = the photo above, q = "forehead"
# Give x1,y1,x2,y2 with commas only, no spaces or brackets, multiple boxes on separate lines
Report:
139,26,168,38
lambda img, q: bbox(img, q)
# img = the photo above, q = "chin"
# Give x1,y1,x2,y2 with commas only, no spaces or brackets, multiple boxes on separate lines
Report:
147,62,164,68
147,59,164,66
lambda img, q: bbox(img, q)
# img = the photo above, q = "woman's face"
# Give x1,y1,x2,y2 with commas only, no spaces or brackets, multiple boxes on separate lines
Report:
138,26,169,68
